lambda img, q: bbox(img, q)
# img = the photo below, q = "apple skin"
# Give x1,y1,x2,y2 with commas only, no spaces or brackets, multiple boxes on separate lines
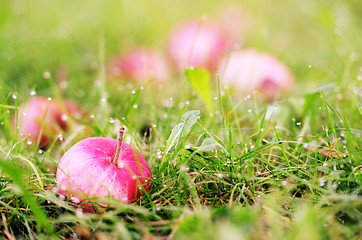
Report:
16,96,83,148
108,47,170,83
56,137,152,209
218,49,294,100
167,20,232,73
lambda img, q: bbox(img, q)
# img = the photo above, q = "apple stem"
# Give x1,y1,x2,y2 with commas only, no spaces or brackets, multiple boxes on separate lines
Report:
112,127,125,166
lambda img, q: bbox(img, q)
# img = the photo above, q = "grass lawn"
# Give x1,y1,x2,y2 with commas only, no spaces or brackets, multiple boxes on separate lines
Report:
0,0,361,239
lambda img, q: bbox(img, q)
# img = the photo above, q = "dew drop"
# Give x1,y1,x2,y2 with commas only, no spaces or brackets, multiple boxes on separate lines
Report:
30,90,36,96
216,173,224,179
47,97,52,101
61,114,68,121
308,65,312,68
43,71,51,79
133,104,138,109
76,208,83,217
109,118,115,124
58,134,63,141
131,90,136,94
59,194,66,201
26,140,32,145
12,93,17,99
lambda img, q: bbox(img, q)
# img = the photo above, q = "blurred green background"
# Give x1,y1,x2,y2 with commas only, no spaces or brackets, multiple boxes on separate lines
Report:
1,0,361,101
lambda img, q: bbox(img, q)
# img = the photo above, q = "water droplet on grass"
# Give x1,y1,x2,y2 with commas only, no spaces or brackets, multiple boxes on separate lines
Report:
59,194,65,201
12,93,17,99
26,140,32,145
133,104,138,109
319,178,327,187
43,71,51,78
216,173,224,179
58,135,63,141
131,90,136,94
61,114,68,121
109,118,115,124
30,90,36,96
76,208,83,217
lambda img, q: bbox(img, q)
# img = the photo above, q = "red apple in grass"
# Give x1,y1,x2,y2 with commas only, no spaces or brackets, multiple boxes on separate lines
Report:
167,19,233,73
56,127,152,211
218,49,294,100
15,96,83,148
108,47,170,83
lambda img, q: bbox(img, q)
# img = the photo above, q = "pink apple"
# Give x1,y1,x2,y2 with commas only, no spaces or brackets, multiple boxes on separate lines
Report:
218,49,294,100
216,3,252,42
56,127,152,211
167,19,232,72
15,96,83,148
108,47,170,83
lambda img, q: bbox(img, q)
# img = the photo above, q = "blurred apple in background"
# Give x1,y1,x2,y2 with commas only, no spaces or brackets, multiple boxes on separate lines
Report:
167,19,233,73
218,49,294,101
216,3,253,43
15,96,83,148
108,47,170,83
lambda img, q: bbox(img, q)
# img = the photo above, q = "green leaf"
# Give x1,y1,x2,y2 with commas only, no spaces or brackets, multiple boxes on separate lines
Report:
196,138,226,152
165,123,184,154
185,67,212,110
165,110,200,154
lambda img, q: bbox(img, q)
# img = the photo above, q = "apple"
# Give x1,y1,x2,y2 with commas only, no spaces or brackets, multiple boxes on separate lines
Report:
167,19,232,73
108,47,170,83
216,3,252,42
56,127,152,211
218,49,294,100
16,96,83,148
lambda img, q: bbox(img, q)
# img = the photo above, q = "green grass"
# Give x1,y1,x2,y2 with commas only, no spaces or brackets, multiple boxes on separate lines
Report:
0,0,361,239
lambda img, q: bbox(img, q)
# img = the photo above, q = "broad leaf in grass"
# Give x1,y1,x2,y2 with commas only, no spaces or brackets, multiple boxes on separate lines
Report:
182,110,200,135
165,123,183,154
166,110,200,154
185,67,212,110
196,137,228,153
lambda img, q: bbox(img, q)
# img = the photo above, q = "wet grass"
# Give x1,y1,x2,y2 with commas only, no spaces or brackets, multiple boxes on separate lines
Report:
0,0,361,239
